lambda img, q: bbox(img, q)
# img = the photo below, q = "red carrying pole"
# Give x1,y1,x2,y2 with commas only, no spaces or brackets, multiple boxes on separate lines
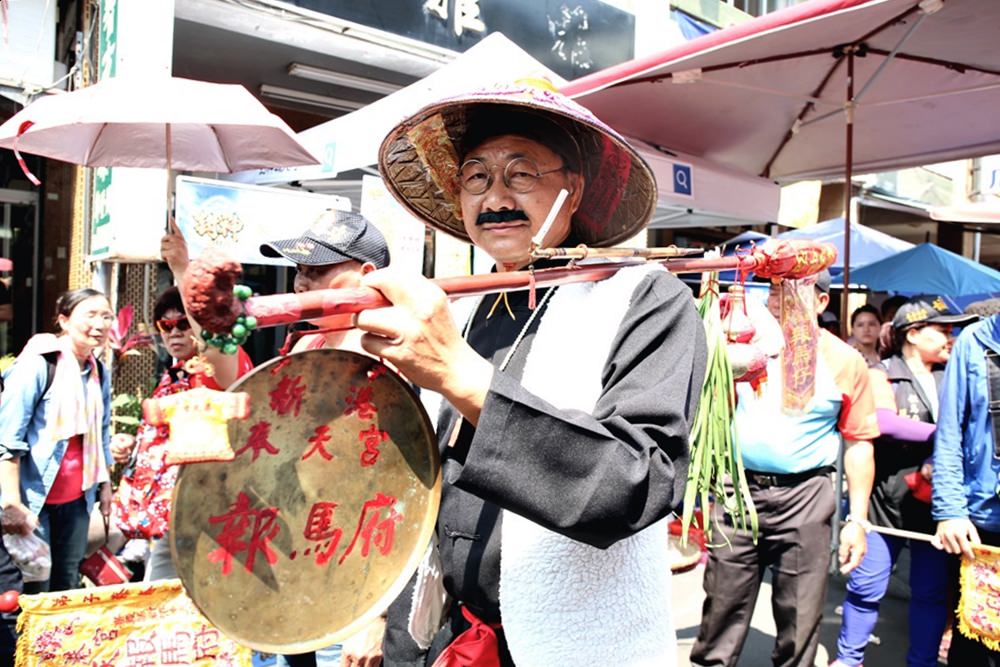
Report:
185,240,837,336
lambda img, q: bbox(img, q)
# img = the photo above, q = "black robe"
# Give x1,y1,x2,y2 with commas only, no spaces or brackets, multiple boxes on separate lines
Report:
384,265,706,666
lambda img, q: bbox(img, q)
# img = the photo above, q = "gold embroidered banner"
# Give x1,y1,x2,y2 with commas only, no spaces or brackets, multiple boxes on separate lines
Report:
778,277,820,413
958,544,1000,651
15,580,262,666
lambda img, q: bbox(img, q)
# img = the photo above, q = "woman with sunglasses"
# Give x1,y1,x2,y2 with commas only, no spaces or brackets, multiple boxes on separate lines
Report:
112,277,252,580
0,288,115,593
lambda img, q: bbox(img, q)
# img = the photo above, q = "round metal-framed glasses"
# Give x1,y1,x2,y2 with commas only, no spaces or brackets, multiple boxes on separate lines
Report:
458,157,566,195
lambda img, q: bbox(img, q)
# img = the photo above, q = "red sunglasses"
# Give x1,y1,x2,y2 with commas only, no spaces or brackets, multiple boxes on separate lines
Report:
155,317,192,334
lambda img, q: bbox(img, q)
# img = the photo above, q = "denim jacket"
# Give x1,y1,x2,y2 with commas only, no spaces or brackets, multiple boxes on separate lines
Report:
932,315,1000,532
0,352,112,517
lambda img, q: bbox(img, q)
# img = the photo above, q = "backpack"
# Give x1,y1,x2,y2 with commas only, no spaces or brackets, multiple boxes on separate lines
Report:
0,350,105,415
0,351,58,415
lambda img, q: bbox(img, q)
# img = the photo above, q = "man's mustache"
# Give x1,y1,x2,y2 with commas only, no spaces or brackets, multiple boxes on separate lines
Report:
476,210,529,226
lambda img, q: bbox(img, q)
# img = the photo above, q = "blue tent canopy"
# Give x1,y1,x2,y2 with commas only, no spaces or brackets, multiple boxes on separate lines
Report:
850,243,1000,297
777,218,913,276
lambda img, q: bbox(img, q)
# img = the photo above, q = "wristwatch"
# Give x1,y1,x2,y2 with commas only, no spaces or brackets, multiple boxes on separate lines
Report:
844,515,873,533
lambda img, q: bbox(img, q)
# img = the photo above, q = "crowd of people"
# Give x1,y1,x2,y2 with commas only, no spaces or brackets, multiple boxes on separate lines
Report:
0,78,997,667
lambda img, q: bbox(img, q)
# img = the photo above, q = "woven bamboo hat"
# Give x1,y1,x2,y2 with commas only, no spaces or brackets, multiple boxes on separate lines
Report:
378,79,657,247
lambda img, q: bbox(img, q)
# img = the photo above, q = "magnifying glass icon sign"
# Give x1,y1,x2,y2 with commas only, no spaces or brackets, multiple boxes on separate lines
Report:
675,169,689,192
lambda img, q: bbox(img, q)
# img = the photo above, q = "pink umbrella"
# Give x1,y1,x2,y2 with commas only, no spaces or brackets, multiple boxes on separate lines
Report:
0,76,319,184
564,0,1000,325
0,258,11,272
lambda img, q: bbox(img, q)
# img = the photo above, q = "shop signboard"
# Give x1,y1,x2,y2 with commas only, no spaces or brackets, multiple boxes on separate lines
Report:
89,0,118,261
99,0,119,80
283,0,633,79
175,176,350,266
89,0,174,262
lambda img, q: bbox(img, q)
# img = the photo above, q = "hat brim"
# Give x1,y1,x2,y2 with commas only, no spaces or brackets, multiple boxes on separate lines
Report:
895,312,981,329
378,83,657,248
260,237,356,266
927,313,981,327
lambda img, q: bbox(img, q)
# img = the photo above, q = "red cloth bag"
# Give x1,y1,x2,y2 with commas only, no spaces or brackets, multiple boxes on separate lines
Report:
430,606,501,667
79,516,131,586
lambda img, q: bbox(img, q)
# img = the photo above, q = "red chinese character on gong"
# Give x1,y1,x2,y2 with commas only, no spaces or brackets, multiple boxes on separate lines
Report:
358,425,389,467
338,492,403,565
367,364,387,381
269,374,306,416
207,492,280,575
302,424,335,461
234,420,280,461
303,501,344,566
344,385,377,420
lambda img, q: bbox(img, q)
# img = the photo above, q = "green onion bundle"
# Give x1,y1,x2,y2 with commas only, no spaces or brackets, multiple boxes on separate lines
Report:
681,272,758,546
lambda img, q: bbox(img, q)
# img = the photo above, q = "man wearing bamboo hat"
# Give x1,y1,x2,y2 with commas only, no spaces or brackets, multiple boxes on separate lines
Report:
355,80,707,666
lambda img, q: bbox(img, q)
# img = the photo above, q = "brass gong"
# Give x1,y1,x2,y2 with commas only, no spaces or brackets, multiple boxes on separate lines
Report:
171,349,440,654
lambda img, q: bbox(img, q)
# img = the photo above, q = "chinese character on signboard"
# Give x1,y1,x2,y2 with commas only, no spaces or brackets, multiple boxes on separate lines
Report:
547,5,593,72
424,0,487,36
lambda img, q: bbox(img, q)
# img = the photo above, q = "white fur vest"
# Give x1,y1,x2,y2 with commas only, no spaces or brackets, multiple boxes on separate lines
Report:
424,263,676,666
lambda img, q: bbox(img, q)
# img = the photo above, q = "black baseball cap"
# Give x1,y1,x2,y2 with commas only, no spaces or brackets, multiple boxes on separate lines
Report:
261,210,390,269
891,295,980,330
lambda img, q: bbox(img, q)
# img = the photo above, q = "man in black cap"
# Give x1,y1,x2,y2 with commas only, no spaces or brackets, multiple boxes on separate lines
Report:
261,209,391,355
262,209,391,667
812,269,843,337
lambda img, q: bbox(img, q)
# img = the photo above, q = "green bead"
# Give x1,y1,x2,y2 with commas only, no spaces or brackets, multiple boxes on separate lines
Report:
236,315,246,325
233,285,252,300
243,316,257,330
201,330,211,341
231,324,247,339
223,342,238,355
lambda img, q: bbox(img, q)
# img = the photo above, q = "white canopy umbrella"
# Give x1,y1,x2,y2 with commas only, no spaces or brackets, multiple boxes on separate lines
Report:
564,0,1000,323
230,33,780,230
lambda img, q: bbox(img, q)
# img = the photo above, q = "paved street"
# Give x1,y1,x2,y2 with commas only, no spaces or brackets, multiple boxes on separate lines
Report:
671,550,917,666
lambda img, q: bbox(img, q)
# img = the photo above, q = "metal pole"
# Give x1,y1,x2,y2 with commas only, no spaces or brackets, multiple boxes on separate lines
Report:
31,201,39,334
840,50,855,338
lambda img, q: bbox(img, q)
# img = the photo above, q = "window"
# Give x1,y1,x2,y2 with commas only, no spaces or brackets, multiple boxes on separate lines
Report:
725,0,800,17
